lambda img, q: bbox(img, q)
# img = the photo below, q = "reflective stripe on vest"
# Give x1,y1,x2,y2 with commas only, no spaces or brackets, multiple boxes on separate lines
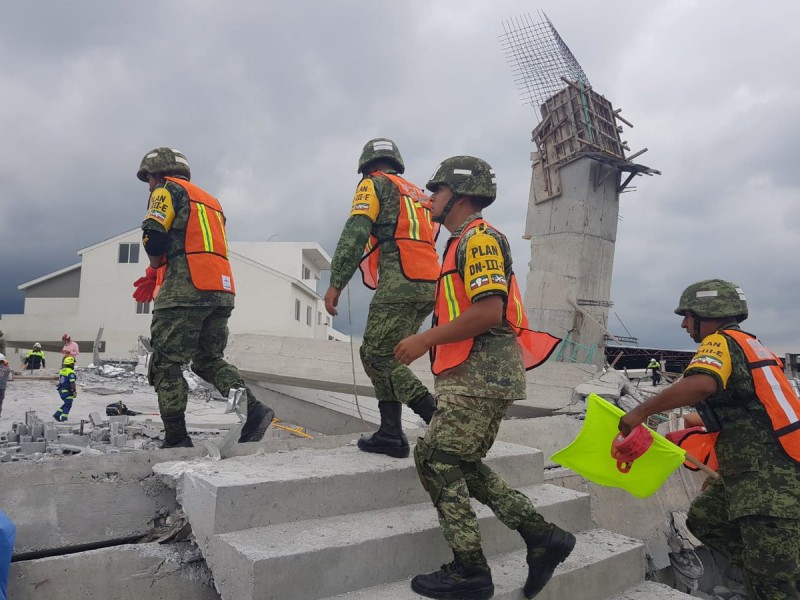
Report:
358,171,439,290
430,218,560,375
723,328,800,464
164,177,235,294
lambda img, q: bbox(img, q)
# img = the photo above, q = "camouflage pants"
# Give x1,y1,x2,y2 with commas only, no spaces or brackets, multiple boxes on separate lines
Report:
687,479,800,599
414,394,550,567
149,306,246,418
360,301,434,404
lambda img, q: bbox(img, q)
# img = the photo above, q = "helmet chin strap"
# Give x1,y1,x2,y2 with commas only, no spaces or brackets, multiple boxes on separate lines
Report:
432,194,462,224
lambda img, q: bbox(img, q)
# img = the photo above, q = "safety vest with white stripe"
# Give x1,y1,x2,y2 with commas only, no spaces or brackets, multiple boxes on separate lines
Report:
358,171,439,290
430,218,560,375
164,177,235,294
723,328,800,464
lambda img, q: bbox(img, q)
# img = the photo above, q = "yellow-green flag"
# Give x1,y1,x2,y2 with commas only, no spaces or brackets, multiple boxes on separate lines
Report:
550,393,686,498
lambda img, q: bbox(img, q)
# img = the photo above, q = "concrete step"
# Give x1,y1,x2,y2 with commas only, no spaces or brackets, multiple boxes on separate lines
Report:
207,483,592,600
156,440,544,543
324,529,644,600
610,581,696,599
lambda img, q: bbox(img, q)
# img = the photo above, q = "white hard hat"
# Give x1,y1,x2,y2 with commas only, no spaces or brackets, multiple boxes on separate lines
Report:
0,353,5,361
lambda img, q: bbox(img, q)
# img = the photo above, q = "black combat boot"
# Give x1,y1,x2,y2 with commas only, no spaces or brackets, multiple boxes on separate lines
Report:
408,392,437,424
411,555,494,600
161,413,194,449
357,401,409,458
238,389,275,443
519,524,576,598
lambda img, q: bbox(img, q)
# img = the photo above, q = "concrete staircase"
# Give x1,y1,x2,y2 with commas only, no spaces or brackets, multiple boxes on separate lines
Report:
155,439,678,600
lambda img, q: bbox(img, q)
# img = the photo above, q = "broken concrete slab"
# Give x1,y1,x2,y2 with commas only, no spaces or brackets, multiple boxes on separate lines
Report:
9,542,220,600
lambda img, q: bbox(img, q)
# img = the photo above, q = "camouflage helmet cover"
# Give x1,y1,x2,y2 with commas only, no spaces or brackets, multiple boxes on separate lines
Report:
426,156,497,203
137,147,191,182
674,279,749,322
357,138,405,174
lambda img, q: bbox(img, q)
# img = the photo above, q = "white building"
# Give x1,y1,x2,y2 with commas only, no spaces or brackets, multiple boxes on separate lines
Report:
0,229,348,364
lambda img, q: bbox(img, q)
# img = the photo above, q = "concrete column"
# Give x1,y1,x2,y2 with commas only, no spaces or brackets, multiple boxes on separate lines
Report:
524,156,621,368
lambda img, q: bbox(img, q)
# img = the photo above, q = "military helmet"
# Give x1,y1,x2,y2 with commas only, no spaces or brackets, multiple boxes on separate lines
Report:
137,147,191,182
357,138,405,174
674,279,748,322
426,156,497,204
63,356,76,366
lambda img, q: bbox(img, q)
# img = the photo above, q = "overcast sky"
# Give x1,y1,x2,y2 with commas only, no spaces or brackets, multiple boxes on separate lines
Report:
1,0,799,355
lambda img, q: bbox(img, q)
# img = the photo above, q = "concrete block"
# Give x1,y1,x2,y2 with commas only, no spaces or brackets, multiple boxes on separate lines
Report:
20,435,33,443
89,412,104,426
108,415,129,426
91,428,110,442
32,424,45,438
111,422,124,436
209,484,593,600
611,581,696,599
58,434,89,447
0,435,6,443
19,442,47,455
6,432,19,443
112,434,128,448
0,453,12,462
323,530,643,600
16,424,29,436
44,427,58,442
159,441,544,541
125,439,145,449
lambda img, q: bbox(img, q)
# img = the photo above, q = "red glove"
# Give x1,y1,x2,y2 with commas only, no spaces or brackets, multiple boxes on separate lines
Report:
132,266,158,303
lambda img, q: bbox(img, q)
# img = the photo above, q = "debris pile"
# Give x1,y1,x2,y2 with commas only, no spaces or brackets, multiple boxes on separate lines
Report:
0,410,165,462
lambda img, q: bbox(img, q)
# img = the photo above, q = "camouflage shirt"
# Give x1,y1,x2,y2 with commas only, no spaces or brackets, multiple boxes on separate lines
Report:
434,212,526,400
329,171,436,305
685,322,800,519
141,180,234,310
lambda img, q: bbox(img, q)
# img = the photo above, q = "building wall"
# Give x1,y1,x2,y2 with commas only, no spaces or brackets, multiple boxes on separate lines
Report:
23,269,81,299
2,232,345,360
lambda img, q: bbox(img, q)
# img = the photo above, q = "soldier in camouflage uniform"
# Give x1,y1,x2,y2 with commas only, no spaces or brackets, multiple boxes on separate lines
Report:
134,147,274,449
324,138,439,459
620,279,800,599
395,156,573,600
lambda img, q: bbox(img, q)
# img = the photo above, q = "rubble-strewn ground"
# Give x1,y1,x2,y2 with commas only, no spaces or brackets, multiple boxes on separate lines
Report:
0,365,311,462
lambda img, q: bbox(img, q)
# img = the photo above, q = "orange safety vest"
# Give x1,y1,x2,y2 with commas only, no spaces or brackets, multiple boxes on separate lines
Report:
718,328,800,464
164,177,235,294
667,426,720,472
430,218,560,375
358,171,439,290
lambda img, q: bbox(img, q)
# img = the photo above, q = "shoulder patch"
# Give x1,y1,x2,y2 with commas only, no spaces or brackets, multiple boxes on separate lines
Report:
349,178,380,222
144,186,175,230
462,229,507,301
686,332,732,388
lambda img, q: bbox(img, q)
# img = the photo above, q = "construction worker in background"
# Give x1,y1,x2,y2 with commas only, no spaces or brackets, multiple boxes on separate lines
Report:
24,343,45,371
619,279,800,600
133,147,275,449
324,138,439,459
647,356,661,385
53,355,77,422
61,333,80,366
0,354,11,418
394,156,564,600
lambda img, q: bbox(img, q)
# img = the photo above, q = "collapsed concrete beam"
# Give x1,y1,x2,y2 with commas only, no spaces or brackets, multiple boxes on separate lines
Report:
226,334,596,417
